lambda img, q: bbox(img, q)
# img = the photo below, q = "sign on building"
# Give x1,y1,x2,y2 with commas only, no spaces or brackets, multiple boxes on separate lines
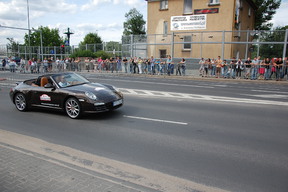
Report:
171,15,207,31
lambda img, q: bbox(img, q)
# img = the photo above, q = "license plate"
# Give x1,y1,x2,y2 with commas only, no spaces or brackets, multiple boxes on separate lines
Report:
113,99,122,106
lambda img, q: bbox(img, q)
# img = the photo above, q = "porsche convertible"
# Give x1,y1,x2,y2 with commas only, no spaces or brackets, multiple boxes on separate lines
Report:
10,72,123,119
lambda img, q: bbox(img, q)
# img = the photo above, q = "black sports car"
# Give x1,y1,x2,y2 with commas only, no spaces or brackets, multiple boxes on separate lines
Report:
10,72,123,119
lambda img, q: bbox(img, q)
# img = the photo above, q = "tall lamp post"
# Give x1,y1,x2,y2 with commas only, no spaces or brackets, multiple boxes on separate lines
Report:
27,0,31,58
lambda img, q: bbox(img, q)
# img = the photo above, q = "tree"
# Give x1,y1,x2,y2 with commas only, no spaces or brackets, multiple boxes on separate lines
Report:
79,32,102,46
253,0,281,30
257,26,288,58
24,26,63,46
123,8,146,36
6,38,20,55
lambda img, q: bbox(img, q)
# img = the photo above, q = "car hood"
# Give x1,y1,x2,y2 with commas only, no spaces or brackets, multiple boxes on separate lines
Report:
65,83,121,101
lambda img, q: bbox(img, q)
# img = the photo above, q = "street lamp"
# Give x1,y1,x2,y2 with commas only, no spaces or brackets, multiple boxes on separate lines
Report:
27,0,31,58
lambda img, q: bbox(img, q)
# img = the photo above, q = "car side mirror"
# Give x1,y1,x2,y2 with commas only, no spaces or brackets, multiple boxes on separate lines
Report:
44,83,55,89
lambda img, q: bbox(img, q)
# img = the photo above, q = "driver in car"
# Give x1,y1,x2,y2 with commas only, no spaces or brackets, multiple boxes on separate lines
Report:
57,75,70,87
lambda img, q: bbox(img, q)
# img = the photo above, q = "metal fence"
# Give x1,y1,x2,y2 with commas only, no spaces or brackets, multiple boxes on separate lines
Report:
1,29,288,62
122,30,288,60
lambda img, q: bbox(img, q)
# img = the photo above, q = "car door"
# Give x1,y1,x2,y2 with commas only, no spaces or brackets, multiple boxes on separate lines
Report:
30,86,61,109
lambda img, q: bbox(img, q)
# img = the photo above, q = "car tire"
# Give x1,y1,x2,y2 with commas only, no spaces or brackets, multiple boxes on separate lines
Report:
14,93,28,111
65,97,82,119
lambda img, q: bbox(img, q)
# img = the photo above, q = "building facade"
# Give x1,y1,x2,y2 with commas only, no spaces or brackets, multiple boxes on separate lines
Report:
146,0,257,59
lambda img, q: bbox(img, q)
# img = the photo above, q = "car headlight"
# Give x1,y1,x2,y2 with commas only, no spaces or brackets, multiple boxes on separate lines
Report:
85,91,97,100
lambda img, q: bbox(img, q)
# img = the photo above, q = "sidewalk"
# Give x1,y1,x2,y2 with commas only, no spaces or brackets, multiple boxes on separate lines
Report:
0,143,159,192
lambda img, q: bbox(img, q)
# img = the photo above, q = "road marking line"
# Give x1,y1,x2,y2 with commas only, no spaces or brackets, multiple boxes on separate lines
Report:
251,89,288,94
91,77,215,89
123,115,188,125
121,88,288,106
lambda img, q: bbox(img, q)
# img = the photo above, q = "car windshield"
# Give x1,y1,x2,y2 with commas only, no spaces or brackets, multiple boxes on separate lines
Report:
52,73,89,88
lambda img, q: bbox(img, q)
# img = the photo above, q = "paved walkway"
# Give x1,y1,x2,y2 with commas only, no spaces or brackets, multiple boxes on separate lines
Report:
0,143,159,192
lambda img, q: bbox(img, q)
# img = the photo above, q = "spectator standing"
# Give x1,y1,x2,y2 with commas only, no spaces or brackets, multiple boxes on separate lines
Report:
161,58,167,75
251,57,258,80
2,58,6,70
203,58,209,77
284,57,288,80
123,57,128,73
244,57,252,79
154,59,161,75
36,59,41,73
230,57,237,79
116,57,122,72
216,56,223,78
9,59,16,72
236,58,244,79
31,58,37,73
20,58,26,73
48,57,53,72
97,57,103,72
274,57,283,81
109,57,114,73
55,58,60,72
204,58,212,77
143,58,148,74
167,55,173,76
132,57,137,74
210,58,216,77
137,57,143,74
258,58,266,80
181,58,186,76
176,58,184,76
43,58,48,73
199,58,205,77
263,58,271,80
150,56,155,75
222,60,228,78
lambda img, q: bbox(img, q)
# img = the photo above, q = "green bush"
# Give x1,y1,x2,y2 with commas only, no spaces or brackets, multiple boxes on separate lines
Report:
95,50,113,60
70,50,95,58
69,50,113,59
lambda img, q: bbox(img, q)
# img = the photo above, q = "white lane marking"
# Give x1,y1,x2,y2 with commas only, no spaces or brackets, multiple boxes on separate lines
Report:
121,88,288,107
245,94,288,99
251,89,288,94
124,115,188,125
90,77,215,89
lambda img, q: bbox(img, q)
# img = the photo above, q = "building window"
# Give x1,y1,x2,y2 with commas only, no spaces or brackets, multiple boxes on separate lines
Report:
209,0,220,5
183,0,192,14
248,7,251,17
183,36,192,50
160,0,168,10
163,21,168,36
160,50,167,58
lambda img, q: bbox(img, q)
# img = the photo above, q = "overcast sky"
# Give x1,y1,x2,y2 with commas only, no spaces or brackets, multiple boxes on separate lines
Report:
0,0,287,46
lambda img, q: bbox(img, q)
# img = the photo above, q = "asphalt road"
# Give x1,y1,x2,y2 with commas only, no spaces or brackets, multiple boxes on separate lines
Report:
1,73,288,192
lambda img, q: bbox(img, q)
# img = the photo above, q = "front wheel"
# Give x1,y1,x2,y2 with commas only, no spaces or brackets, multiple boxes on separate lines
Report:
65,98,82,119
14,93,28,111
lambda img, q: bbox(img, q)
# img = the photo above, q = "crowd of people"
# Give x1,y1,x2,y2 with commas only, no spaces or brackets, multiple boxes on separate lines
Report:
1,55,187,76
199,56,288,81
2,55,288,81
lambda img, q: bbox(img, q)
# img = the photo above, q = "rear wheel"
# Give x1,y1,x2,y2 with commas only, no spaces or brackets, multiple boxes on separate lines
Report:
14,93,28,111
65,98,82,119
